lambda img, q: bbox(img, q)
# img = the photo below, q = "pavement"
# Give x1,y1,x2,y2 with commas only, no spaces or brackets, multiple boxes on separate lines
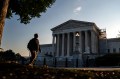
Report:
63,67,120,71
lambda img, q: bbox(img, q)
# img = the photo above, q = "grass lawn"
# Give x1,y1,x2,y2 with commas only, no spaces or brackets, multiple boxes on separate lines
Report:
0,63,120,79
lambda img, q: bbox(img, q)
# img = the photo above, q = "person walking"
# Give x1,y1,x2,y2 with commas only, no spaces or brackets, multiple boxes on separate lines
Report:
27,33,40,66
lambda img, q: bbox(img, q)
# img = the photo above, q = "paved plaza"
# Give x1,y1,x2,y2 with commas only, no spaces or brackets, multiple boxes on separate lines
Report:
65,67,120,71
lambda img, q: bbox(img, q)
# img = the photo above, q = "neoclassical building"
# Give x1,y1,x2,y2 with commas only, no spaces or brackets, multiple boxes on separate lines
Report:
37,20,120,67
51,20,100,56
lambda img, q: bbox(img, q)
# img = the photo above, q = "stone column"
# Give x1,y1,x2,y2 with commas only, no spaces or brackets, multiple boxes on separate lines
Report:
73,32,76,52
79,31,82,53
62,33,64,57
52,34,55,56
85,31,88,53
56,34,59,57
67,33,70,57
91,31,94,53
94,35,98,53
96,36,99,53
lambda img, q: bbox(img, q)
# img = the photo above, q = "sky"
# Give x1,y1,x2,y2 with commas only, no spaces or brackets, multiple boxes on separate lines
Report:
1,0,120,56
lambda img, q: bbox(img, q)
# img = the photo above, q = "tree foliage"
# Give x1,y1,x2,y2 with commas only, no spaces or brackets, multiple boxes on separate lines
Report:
0,0,55,46
2,0,55,24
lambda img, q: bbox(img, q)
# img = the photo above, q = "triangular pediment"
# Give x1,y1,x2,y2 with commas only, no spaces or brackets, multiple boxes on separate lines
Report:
51,20,95,31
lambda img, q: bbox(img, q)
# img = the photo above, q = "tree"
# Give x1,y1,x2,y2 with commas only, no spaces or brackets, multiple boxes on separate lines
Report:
0,0,55,46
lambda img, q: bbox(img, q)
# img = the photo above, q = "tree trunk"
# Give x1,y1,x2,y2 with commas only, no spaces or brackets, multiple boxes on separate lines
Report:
0,0,10,47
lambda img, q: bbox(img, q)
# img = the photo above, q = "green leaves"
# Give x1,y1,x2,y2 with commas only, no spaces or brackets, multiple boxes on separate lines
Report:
6,0,55,24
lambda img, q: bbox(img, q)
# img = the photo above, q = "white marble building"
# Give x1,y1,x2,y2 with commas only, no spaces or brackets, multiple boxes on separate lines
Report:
37,20,120,67
51,20,100,56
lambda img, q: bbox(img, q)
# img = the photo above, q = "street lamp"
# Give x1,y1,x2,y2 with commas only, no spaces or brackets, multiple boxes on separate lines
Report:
75,32,80,37
74,32,80,67
75,32,80,52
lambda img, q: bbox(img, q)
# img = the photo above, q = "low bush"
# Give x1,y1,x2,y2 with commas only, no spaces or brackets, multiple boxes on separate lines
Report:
95,53,120,66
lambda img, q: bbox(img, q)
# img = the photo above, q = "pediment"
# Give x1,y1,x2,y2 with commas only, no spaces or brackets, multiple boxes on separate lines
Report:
51,20,95,31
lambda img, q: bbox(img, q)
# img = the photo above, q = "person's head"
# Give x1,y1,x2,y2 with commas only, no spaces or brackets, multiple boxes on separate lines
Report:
34,33,38,38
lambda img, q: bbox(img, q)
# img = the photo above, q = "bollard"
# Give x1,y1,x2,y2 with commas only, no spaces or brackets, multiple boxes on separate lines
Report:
76,58,78,67
43,57,46,65
65,58,68,67
54,57,57,67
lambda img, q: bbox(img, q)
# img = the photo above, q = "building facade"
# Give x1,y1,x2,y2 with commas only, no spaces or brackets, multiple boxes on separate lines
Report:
37,20,120,67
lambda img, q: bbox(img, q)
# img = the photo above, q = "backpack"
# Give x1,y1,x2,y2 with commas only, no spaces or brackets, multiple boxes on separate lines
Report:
27,38,41,52
27,39,33,50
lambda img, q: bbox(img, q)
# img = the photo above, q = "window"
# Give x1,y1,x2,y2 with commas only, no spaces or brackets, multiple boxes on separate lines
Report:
113,48,116,53
107,49,110,53
50,52,52,55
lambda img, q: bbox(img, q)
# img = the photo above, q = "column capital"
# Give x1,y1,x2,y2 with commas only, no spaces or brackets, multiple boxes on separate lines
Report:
52,34,56,37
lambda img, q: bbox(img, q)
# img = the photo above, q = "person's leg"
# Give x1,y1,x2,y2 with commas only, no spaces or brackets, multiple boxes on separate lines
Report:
29,50,34,65
29,50,37,65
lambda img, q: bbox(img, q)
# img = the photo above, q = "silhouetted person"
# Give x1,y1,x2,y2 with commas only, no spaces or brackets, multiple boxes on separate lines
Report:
27,33,40,66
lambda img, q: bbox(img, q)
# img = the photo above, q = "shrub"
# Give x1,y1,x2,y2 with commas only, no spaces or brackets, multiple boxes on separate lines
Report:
95,53,120,66
0,50,26,63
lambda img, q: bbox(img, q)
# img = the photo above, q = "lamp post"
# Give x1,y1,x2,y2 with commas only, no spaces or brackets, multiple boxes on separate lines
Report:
74,32,83,67
75,32,80,37
73,32,80,67
75,32,80,52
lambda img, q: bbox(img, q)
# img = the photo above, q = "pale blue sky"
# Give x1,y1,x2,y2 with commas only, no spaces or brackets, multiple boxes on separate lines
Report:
2,0,120,56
